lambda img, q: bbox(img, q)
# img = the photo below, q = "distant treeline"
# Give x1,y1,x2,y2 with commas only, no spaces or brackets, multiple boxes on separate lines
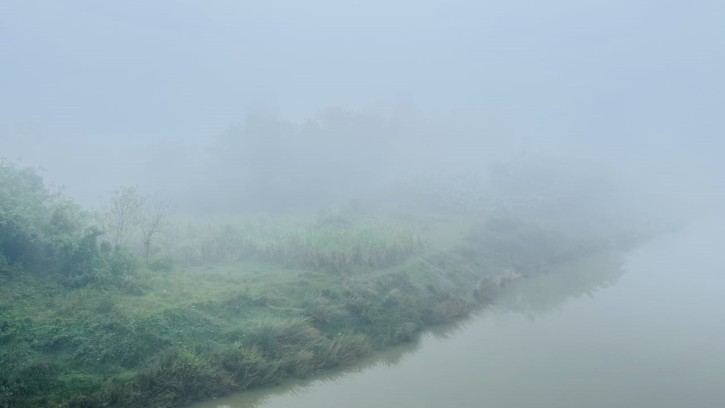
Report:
184,108,514,211
0,152,655,408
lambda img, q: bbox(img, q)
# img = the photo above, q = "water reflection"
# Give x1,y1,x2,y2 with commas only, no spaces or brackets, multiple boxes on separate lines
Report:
194,336,425,408
492,251,626,318
193,250,628,408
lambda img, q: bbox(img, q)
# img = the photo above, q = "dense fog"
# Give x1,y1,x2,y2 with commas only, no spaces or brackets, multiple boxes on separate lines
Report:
2,0,723,216
1,2,725,407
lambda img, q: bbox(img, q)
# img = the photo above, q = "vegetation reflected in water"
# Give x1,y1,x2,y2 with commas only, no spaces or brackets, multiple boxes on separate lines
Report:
192,249,629,408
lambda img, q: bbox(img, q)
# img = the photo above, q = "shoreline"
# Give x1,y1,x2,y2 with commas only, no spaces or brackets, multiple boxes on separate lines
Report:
1,224,641,408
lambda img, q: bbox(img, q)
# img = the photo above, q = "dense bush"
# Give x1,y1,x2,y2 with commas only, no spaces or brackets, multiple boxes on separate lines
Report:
0,160,138,286
0,160,51,271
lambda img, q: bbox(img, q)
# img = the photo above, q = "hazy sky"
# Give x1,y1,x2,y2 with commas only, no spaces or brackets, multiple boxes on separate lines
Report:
1,0,723,203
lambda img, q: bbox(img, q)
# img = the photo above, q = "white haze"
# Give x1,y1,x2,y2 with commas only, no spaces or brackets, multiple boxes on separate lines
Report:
0,0,723,217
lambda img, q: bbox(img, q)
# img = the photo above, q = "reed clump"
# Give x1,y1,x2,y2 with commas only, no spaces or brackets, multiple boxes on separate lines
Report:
159,217,424,273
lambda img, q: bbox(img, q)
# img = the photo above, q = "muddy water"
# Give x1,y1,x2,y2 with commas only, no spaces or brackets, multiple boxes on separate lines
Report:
193,219,725,408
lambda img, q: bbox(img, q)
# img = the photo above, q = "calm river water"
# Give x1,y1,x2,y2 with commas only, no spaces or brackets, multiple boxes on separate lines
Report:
193,218,725,408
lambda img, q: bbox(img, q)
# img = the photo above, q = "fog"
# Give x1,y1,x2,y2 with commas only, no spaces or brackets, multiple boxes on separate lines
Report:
2,2,725,407
2,0,723,215
191,219,725,408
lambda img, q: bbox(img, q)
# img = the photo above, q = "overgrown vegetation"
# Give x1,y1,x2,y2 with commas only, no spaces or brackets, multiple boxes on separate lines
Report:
0,160,138,289
0,157,652,407
157,217,423,272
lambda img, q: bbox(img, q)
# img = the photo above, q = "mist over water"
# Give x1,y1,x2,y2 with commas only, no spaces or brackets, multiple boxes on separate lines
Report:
192,219,725,408
1,1,724,407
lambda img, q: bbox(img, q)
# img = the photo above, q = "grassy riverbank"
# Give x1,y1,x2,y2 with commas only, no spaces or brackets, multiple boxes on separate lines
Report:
0,158,653,407
0,216,644,407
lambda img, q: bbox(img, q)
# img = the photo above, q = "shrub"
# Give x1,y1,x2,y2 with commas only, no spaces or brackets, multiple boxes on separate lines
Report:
0,160,113,286
105,248,139,277
0,253,10,276
148,257,173,272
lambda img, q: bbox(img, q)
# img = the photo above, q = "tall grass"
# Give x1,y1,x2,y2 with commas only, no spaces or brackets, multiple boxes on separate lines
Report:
157,216,424,272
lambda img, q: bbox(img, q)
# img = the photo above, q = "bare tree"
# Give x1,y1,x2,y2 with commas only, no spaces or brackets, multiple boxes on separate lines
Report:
139,196,169,263
107,186,144,248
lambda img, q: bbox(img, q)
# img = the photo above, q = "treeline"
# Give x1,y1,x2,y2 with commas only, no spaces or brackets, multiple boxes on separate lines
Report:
0,153,655,408
185,107,512,212
1,150,648,285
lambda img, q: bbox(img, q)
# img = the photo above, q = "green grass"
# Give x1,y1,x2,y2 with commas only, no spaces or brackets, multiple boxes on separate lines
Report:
156,216,424,272
0,212,647,408
0,154,658,407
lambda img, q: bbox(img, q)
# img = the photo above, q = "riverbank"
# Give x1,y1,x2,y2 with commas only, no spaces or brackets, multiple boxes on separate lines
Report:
190,219,725,408
0,156,657,407
0,210,647,408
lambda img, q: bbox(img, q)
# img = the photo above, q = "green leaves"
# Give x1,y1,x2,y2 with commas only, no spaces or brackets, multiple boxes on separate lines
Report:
0,160,142,287
161,217,423,273
0,161,54,273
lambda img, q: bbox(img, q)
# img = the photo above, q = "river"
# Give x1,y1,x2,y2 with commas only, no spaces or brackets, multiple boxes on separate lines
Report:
193,218,725,408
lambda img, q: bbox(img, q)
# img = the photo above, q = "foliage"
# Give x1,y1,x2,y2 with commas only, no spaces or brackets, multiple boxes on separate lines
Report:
0,155,654,407
101,186,170,264
139,198,169,262
209,110,402,210
0,159,51,271
104,186,144,248
104,247,138,276
148,257,174,272
159,216,423,273
0,161,140,287
0,253,11,276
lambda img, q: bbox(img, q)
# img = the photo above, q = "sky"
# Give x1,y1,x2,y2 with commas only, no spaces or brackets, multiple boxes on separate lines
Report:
1,0,723,205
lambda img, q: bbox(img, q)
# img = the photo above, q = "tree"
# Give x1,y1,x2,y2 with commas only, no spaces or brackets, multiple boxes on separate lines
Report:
139,197,169,263
0,159,104,284
0,159,49,267
106,186,144,248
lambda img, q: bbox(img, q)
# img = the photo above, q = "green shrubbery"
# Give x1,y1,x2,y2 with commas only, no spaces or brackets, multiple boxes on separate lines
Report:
148,257,174,272
0,161,141,289
0,253,11,276
160,217,423,272
0,156,653,407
